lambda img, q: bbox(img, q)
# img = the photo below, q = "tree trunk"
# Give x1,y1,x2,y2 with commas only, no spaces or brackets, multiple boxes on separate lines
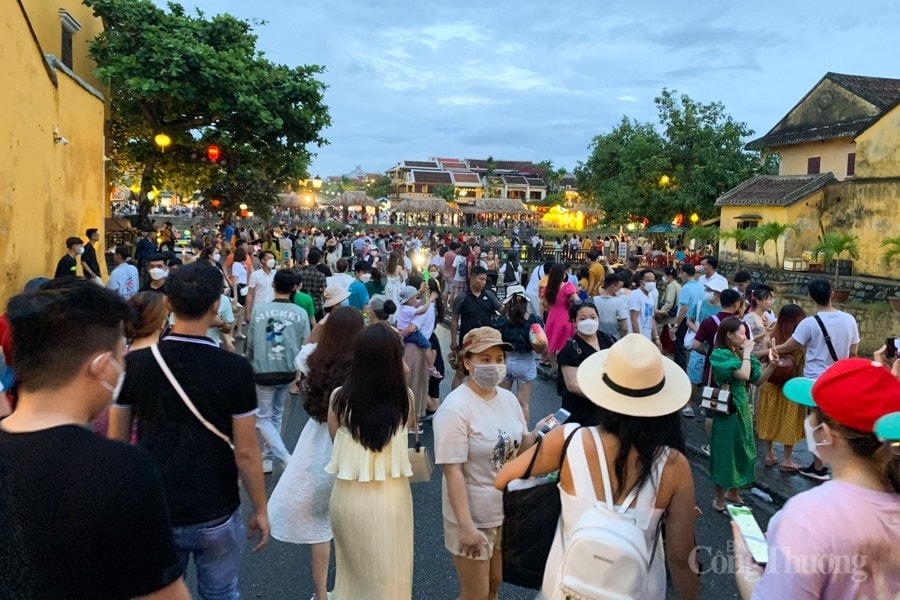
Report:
137,154,159,231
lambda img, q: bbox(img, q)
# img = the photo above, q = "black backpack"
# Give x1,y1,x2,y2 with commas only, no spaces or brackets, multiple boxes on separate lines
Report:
503,261,518,284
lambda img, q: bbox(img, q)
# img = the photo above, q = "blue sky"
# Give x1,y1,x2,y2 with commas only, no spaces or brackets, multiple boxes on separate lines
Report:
155,0,898,178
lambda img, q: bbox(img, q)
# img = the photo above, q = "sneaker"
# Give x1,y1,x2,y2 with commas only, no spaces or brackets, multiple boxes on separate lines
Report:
262,459,273,474
700,444,710,457
682,406,695,418
799,464,831,481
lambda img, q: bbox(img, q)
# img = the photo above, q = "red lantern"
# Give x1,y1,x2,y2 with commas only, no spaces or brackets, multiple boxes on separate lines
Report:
211,198,221,207
240,209,249,218
207,145,220,162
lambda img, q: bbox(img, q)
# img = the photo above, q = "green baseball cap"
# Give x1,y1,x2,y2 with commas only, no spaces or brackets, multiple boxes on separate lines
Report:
783,377,816,407
874,412,900,442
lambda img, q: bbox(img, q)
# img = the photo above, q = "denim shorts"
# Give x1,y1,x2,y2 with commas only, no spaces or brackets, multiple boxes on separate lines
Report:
687,350,707,384
505,351,537,384
403,330,431,350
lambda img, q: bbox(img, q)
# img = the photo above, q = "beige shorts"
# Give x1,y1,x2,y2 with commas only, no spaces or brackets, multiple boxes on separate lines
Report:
443,517,502,561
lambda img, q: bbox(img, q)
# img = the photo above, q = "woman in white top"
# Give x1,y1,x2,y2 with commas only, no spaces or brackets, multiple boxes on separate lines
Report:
229,246,249,339
383,250,407,324
326,322,414,600
434,327,548,600
496,334,700,600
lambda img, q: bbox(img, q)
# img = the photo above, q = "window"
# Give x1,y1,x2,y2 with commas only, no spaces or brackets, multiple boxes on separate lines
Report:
59,10,82,70
807,156,821,175
736,220,758,252
414,184,424,194
847,153,856,177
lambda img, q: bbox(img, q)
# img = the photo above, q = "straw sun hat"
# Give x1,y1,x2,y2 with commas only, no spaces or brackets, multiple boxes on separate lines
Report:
576,333,691,417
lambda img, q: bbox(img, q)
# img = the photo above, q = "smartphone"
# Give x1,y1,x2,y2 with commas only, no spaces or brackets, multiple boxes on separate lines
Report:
727,504,768,565
885,337,898,360
539,408,571,436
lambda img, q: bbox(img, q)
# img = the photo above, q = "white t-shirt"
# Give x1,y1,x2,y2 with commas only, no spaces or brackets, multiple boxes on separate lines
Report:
592,294,630,340
326,272,354,291
416,302,437,339
699,272,728,292
628,290,657,339
452,254,468,283
792,310,860,379
525,264,544,296
434,384,528,528
106,262,139,299
231,262,248,286
207,294,235,346
248,268,275,304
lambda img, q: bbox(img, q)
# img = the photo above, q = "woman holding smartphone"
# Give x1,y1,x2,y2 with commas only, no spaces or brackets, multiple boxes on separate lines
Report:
556,302,616,426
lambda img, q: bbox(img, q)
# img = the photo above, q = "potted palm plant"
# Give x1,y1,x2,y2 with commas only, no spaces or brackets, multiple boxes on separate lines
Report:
882,236,900,313
719,227,757,271
813,232,860,304
755,222,800,295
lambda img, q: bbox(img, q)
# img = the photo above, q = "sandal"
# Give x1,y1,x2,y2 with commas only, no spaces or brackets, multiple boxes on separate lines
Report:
764,456,778,467
712,502,727,513
779,463,800,472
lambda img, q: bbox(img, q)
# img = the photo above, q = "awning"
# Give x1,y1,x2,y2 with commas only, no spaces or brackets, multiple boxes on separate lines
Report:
733,214,762,220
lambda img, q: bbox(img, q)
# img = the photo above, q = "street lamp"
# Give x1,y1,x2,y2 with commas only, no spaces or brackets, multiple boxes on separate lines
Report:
690,212,700,225
239,203,248,211
154,133,171,153
311,175,323,189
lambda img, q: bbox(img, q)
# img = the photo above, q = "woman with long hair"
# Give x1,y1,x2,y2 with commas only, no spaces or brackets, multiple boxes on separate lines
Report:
733,359,900,599
542,263,579,371
268,307,366,600
229,245,249,339
325,322,415,599
742,286,775,359
383,250,407,324
425,277,445,417
498,285,546,422
708,317,778,511
757,303,807,470
497,334,699,600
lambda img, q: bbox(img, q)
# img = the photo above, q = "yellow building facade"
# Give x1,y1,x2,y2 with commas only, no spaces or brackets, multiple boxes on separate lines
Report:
0,1,106,307
718,72,900,278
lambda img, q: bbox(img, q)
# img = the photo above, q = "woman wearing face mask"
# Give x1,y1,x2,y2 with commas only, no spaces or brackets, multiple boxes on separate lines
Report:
556,302,617,426
732,359,900,600
434,327,548,600
708,317,779,511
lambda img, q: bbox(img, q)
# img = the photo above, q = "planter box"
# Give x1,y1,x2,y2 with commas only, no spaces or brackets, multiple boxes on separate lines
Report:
783,258,808,272
836,259,853,276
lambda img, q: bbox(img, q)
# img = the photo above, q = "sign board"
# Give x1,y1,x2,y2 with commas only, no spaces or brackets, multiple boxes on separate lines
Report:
617,242,628,262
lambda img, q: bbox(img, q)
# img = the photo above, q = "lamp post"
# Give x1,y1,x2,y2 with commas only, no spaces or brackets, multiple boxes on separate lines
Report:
690,212,700,225
154,133,171,153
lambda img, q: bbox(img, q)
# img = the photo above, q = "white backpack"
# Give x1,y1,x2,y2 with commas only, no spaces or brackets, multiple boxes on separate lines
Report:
554,429,662,600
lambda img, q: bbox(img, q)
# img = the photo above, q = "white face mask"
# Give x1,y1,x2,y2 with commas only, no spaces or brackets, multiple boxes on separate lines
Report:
360,273,372,283
94,354,125,404
471,364,506,390
212,252,221,262
644,281,656,293
265,258,277,269
576,319,599,336
76,246,85,255
148,267,168,281
804,416,831,459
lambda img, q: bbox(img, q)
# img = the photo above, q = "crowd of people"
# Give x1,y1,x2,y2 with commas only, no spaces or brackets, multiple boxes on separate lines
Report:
1,220,899,600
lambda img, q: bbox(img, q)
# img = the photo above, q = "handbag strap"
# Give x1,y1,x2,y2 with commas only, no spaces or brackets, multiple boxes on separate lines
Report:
589,428,641,513
407,388,422,451
813,315,839,362
523,423,584,479
150,344,235,450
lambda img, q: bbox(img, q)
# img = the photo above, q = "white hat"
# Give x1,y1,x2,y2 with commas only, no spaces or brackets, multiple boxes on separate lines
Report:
323,286,350,308
576,334,691,417
704,278,728,293
398,285,418,304
503,284,526,304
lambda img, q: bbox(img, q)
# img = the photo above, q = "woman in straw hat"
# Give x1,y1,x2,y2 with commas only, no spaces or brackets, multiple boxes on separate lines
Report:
732,358,900,599
496,334,700,600
434,326,552,600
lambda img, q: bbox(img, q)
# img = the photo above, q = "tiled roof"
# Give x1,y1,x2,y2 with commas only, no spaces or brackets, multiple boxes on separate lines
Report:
746,119,872,150
451,172,482,186
466,159,536,172
502,175,528,186
561,177,577,188
403,160,440,169
828,72,900,110
411,170,452,185
715,174,836,208
437,158,468,170
526,178,547,187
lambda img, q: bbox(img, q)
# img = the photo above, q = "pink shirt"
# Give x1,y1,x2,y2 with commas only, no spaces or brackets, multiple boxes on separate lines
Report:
753,480,900,600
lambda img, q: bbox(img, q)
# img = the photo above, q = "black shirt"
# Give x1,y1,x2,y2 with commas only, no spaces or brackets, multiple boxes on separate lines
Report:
116,335,257,526
139,282,167,294
54,254,78,279
556,333,615,426
453,288,502,343
82,242,101,277
0,425,182,599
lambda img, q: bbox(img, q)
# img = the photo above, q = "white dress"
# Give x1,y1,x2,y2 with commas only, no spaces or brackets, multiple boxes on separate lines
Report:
539,425,669,600
268,418,335,544
383,268,406,324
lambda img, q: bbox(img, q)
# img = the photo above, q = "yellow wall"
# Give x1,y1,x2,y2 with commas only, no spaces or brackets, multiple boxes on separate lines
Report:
778,138,857,180
0,2,106,308
855,103,900,178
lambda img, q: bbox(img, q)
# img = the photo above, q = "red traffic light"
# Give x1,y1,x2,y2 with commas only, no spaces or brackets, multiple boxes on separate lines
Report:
207,145,220,162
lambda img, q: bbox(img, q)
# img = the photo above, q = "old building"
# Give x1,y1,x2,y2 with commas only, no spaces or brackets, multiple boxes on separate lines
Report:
1,1,107,304
717,72,900,276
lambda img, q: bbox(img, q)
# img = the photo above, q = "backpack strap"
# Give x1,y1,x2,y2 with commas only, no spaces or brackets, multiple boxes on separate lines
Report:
814,315,839,362
589,428,640,514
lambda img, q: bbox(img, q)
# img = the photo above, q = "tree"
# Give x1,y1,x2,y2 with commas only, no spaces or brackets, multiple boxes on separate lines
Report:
882,235,900,267
719,228,758,270
366,175,392,200
684,225,720,251
86,0,330,227
575,91,777,226
755,221,800,270
484,156,502,198
814,233,860,288
432,184,456,203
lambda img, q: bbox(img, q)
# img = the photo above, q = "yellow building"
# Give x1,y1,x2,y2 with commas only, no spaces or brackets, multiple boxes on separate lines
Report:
717,72,900,277
0,1,107,307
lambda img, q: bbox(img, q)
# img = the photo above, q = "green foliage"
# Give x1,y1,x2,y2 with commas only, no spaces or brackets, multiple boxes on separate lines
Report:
813,232,860,287
432,184,457,203
85,0,330,226
575,90,774,227
719,228,758,269
754,221,800,269
366,175,392,199
684,225,720,246
881,236,900,267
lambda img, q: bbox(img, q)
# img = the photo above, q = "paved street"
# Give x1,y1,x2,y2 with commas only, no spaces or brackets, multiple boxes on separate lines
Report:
208,326,781,599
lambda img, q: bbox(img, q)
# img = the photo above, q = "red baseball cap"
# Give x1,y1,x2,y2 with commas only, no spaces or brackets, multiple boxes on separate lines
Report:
784,358,900,432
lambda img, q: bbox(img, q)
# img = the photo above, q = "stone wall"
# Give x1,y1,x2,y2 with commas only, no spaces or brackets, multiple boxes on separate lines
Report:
718,263,900,302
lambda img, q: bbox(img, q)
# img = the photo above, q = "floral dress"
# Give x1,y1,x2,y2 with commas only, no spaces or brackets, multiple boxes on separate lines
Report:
708,349,759,489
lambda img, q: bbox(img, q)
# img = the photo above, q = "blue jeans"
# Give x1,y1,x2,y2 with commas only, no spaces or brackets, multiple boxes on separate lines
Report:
172,508,245,600
255,383,291,464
